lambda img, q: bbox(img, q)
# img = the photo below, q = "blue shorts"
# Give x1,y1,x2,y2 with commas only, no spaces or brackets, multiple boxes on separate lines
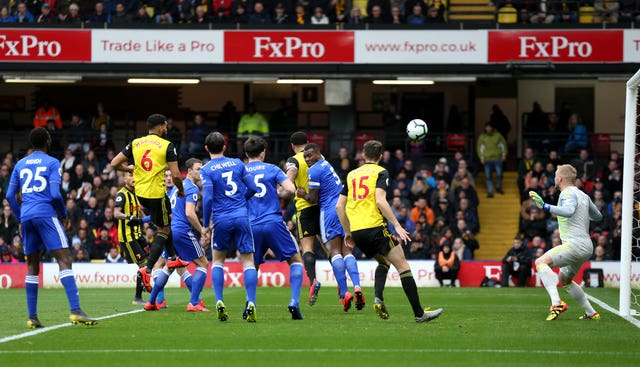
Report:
212,217,255,254
252,221,299,265
319,207,344,244
21,217,69,255
172,227,205,262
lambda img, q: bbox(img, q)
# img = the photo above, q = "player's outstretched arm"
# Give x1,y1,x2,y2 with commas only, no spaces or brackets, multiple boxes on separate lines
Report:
529,191,550,212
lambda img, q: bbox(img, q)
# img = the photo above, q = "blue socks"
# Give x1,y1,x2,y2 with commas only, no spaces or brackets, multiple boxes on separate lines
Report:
289,263,303,306
25,275,39,317
331,254,348,298
244,265,257,305
59,269,80,311
148,269,169,304
189,267,207,306
182,271,193,292
344,254,361,288
211,263,224,302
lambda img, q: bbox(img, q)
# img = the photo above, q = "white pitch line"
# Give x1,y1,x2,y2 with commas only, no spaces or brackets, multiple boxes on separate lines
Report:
586,293,640,329
0,348,638,356
0,309,144,344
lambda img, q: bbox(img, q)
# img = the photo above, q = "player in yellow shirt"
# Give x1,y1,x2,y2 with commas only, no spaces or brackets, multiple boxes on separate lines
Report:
111,113,187,292
336,139,443,323
285,131,322,306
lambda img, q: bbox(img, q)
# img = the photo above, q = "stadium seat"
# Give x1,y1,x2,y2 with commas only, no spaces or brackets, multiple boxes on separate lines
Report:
497,5,517,24
579,6,594,23
308,132,327,152
589,133,610,160
354,133,374,152
446,133,466,152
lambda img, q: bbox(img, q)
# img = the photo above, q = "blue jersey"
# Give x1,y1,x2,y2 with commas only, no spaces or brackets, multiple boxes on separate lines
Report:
246,161,288,226
201,156,257,227
7,151,66,221
308,158,343,210
170,179,199,231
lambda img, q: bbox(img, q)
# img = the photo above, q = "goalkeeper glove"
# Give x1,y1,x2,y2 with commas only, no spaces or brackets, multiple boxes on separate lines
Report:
528,191,550,212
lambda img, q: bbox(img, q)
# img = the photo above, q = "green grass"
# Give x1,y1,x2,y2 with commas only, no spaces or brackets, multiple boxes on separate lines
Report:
0,287,638,367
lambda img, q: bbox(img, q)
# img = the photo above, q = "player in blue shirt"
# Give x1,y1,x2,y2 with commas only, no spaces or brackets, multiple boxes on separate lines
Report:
6,128,97,328
201,132,259,322
297,143,365,312
144,159,209,312
244,137,304,320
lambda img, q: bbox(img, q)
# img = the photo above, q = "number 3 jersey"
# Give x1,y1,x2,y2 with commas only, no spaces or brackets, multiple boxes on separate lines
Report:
246,161,289,225
341,163,389,232
122,134,177,199
9,151,65,221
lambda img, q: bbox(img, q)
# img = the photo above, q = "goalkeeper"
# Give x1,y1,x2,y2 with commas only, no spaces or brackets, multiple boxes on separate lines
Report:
529,164,603,321
114,171,152,305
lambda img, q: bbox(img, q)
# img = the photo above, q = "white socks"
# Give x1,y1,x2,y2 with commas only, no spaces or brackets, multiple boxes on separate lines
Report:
566,281,596,316
536,264,561,305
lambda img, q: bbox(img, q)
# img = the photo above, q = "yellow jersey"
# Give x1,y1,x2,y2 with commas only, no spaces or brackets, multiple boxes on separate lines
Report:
286,151,316,211
342,163,389,231
115,186,143,243
122,134,177,199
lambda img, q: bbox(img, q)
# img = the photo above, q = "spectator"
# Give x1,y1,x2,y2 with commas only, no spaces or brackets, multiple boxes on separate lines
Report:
181,113,207,158
348,6,364,24
105,247,125,263
476,121,507,198
36,3,55,23
66,112,92,153
501,237,532,287
406,3,424,24
153,0,178,23
450,161,475,191
593,0,619,23
237,103,268,152
273,2,293,23
528,0,554,23
249,1,271,23
91,226,113,260
33,100,62,129
111,2,132,24
552,0,578,23
0,5,15,22
429,178,455,210
60,2,83,24
410,166,435,199
0,164,11,201
457,198,479,233
232,3,249,23
1,247,19,263
592,245,607,261
83,196,103,228
519,206,547,242
365,4,387,23
165,118,183,150
570,148,595,181
425,5,444,23
91,102,111,131
92,122,115,153
433,198,455,228
176,0,193,23
328,0,348,23
404,239,429,259
395,206,415,234
410,197,435,227
434,242,459,287
0,204,18,242
86,1,111,23
432,157,452,184
517,147,537,195
562,113,588,156
192,5,211,23
453,176,479,212
73,248,91,262
132,5,153,23
452,236,472,260
14,2,34,23
489,104,511,142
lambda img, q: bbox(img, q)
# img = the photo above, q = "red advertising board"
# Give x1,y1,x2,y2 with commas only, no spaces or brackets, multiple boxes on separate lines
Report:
0,29,91,62
488,30,622,63
0,263,29,288
224,31,354,63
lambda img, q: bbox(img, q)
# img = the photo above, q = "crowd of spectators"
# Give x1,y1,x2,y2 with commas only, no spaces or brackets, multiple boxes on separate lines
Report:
0,0,635,26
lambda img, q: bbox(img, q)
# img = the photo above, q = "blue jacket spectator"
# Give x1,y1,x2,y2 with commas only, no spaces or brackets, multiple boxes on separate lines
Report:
0,6,15,22
562,113,588,155
14,2,34,23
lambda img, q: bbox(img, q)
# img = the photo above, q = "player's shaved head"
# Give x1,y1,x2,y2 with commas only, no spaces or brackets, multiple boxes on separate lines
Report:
29,127,51,150
556,164,577,183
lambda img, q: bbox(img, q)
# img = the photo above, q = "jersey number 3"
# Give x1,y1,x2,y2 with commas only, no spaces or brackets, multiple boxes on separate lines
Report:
20,167,47,193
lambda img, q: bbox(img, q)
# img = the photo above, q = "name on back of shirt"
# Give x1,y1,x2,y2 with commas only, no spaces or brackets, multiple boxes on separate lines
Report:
25,159,42,165
209,160,237,170
246,164,265,172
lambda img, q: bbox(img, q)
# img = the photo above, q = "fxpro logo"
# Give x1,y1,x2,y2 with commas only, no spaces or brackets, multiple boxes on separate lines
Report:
253,36,326,58
518,36,592,58
0,34,62,57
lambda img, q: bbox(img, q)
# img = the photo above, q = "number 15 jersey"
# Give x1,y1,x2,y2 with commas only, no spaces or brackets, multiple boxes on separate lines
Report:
341,163,389,231
122,134,177,199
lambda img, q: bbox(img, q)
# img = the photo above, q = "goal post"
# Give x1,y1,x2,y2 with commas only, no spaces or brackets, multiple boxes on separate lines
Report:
620,69,640,316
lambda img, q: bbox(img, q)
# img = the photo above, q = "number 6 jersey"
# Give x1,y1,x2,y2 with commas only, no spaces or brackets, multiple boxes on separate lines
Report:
121,134,177,199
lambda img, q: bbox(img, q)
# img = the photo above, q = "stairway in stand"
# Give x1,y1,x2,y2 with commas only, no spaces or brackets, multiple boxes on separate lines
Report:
473,171,520,260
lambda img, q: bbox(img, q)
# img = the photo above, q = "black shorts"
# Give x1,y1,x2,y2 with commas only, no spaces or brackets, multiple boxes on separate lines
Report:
138,195,171,228
120,238,148,267
296,206,320,239
351,226,398,259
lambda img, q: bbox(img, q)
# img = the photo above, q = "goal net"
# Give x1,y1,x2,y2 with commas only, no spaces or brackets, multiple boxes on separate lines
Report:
620,70,640,317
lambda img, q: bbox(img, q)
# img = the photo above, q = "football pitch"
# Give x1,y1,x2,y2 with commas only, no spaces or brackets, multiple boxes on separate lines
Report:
0,287,638,367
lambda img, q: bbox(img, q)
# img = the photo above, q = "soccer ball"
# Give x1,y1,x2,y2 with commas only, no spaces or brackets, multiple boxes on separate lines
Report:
406,119,428,141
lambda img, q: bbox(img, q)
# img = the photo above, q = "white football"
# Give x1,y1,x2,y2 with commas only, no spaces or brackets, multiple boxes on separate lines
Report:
406,119,428,141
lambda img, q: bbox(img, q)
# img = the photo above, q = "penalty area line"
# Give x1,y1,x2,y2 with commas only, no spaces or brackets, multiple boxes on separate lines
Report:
586,293,640,329
0,309,144,344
